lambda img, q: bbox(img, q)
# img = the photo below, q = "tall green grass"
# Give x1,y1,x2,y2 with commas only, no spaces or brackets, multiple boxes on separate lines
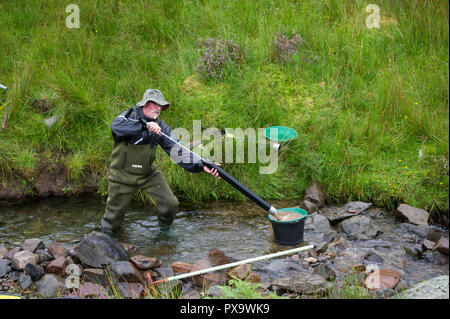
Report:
0,0,448,215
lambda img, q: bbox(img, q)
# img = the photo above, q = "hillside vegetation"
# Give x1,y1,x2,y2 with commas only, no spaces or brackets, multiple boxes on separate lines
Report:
0,0,448,215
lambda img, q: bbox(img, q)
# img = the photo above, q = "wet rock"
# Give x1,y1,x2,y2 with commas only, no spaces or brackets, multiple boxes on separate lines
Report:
365,252,384,264
423,251,449,265
154,267,174,280
83,269,107,286
371,288,396,299
422,239,436,251
47,241,67,259
304,257,318,264
426,227,447,243
65,256,74,266
399,223,429,238
208,248,230,266
18,274,32,290
311,213,331,233
35,249,54,263
272,273,327,295
13,251,39,270
0,259,11,278
344,201,373,214
321,202,372,224
366,269,401,290
396,204,429,226
118,282,145,298
0,246,7,259
266,258,304,273
130,255,161,270
337,215,380,240
395,275,449,299
24,263,44,281
46,257,67,276
436,238,449,256
66,247,82,264
191,258,225,288
332,248,366,273
315,242,328,254
35,274,67,298
227,264,251,280
328,236,350,253
21,238,45,253
206,285,223,298
171,262,194,274
73,231,129,268
304,182,326,207
302,200,318,213
7,271,20,281
314,264,337,281
245,272,261,284
6,247,21,260
181,283,202,299
80,282,109,298
323,229,338,243
109,261,144,284
119,243,140,257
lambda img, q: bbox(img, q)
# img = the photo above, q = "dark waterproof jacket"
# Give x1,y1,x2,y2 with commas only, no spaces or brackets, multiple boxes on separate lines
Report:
109,107,204,175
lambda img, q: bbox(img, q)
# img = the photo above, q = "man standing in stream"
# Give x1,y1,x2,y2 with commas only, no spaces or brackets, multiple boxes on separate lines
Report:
100,89,220,238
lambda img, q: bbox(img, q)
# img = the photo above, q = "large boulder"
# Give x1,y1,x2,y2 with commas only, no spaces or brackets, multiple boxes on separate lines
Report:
0,246,8,259
321,202,372,224
109,261,144,284
395,275,449,299
208,248,230,266
336,215,380,240
21,238,45,253
13,251,39,270
73,231,129,268
0,259,11,278
47,241,67,259
304,182,326,207
271,273,327,295
396,204,429,226
190,258,225,288
35,274,67,298
130,255,161,270
436,238,449,256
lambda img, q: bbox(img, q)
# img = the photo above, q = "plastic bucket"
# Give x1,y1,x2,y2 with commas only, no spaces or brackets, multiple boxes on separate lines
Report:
268,208,307,245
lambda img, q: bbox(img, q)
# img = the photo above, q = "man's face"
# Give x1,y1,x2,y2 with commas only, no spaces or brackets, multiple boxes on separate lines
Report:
143,101,162,119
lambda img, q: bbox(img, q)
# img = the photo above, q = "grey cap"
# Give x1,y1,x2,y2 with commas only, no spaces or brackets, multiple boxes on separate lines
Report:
136,89,170,110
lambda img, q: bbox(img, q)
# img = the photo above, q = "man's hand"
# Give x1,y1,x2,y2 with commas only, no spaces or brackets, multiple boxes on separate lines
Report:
146,122,161,135
204,163,221,179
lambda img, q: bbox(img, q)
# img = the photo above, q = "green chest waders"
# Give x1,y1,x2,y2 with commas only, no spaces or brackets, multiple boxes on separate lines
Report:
101,140,179,233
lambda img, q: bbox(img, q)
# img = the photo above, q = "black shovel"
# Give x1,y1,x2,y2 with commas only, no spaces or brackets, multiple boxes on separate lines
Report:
158,130,284,220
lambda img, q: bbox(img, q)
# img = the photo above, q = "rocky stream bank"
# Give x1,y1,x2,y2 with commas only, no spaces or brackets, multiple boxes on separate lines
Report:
1,183,449,299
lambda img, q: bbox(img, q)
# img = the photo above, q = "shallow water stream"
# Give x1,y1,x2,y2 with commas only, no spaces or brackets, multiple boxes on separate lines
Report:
1,196,448,286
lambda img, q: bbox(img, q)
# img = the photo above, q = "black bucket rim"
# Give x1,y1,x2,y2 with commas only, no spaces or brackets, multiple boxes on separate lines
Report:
267,207,308,223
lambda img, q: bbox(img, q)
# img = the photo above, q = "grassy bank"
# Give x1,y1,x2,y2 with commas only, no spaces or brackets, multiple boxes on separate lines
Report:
0,0,448,215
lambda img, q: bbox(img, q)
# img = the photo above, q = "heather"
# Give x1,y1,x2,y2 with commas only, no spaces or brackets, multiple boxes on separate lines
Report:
0,0,448,217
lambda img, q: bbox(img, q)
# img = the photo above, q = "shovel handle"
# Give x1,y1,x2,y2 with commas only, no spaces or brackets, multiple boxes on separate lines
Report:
202,159,277,215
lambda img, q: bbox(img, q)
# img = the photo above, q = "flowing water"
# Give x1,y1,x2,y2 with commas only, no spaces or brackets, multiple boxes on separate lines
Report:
1,196,448,285
0,196,299,265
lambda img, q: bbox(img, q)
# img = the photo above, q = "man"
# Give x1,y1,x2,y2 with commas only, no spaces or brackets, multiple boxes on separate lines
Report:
100,89,220,237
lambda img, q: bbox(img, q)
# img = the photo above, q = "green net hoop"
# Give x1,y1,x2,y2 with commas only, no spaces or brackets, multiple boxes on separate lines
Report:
264,126,298,142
